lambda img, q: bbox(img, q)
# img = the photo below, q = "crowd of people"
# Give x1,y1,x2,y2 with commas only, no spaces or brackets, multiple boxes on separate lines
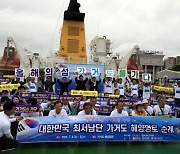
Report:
0,75,180,151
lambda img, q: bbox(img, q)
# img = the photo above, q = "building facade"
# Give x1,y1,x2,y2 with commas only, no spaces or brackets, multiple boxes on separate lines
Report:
139,50,165,81
164,57,176,70
176,56,180,65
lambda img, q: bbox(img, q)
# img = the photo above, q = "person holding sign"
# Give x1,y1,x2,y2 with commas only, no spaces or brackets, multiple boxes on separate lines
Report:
11,77,26,86
42,76,56,92
57,76,72,95
75,75,88,90
142,83,151,99
28,77,38,92
116,78,125,96
89,75,101,92
174,81,180,118
77,102,97,116
130,79,139,97
110,101,128,117
21,98,43,117
103,77,115,94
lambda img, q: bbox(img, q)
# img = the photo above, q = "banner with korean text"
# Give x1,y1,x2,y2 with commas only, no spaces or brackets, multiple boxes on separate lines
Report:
17,116,180,143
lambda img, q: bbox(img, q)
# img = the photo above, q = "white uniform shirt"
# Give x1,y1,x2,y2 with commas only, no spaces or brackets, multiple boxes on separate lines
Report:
143,86,151,99
77,110,97,116
28,82,38,92
110,109,128,116
104,81,113,93
153,105,172,116
0,112,11,138
117,83,125,95
144,106,153,115
48,109,67,117
131,84,138,96
174,86,180,99
62,103,74,116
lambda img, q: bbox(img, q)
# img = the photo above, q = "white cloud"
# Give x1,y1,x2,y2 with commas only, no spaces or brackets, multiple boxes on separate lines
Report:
0,0,180,59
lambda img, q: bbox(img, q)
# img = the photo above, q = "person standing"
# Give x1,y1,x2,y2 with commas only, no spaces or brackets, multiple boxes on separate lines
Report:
28,77,38,92
130,79,139,97
42,76,56,92
142,83,151,99
57,76,72,95
116,78,125,96
0,103,18,151
89,75,101,92
75,75,88,90
103,77,115,94
174,82,180,118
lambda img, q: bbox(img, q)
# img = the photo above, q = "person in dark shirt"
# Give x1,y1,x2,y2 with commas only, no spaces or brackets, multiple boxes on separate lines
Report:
42,76,56,92
57,77,72,95
75,75,88,90
11,78,26,86
89,76,101,92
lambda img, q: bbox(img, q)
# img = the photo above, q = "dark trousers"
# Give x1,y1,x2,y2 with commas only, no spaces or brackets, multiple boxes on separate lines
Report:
138,90,143,98
0,136,18,150
11,121,19,139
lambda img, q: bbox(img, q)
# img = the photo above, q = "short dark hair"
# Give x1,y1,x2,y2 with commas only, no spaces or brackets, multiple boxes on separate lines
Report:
158,96,166,103
1,96,9,103
1,96,10,103
27,98,37,105
116,101,124,106
12,96,20,102
3,102,16,112
1,90,9,94
54,100,63,106
114,89,119,93
119,95,126,99
79,75,83,78
62,77,67,80
83,102,92,109
18,86,25,90
90,96,96,100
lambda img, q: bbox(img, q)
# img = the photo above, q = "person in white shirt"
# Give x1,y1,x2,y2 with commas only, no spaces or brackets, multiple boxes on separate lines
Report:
78,102,97,116
110,101,128,116
174,82,180,118
143,83,151,99
116,78,125,96
28,77,38,92
142,99,153,116
48,101,67,117
130,79,138,97
153,96,172,117
0,103,18,151
103,77,115,94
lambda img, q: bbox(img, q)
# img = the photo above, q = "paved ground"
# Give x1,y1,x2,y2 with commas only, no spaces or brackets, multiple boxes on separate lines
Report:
3,142,180,154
